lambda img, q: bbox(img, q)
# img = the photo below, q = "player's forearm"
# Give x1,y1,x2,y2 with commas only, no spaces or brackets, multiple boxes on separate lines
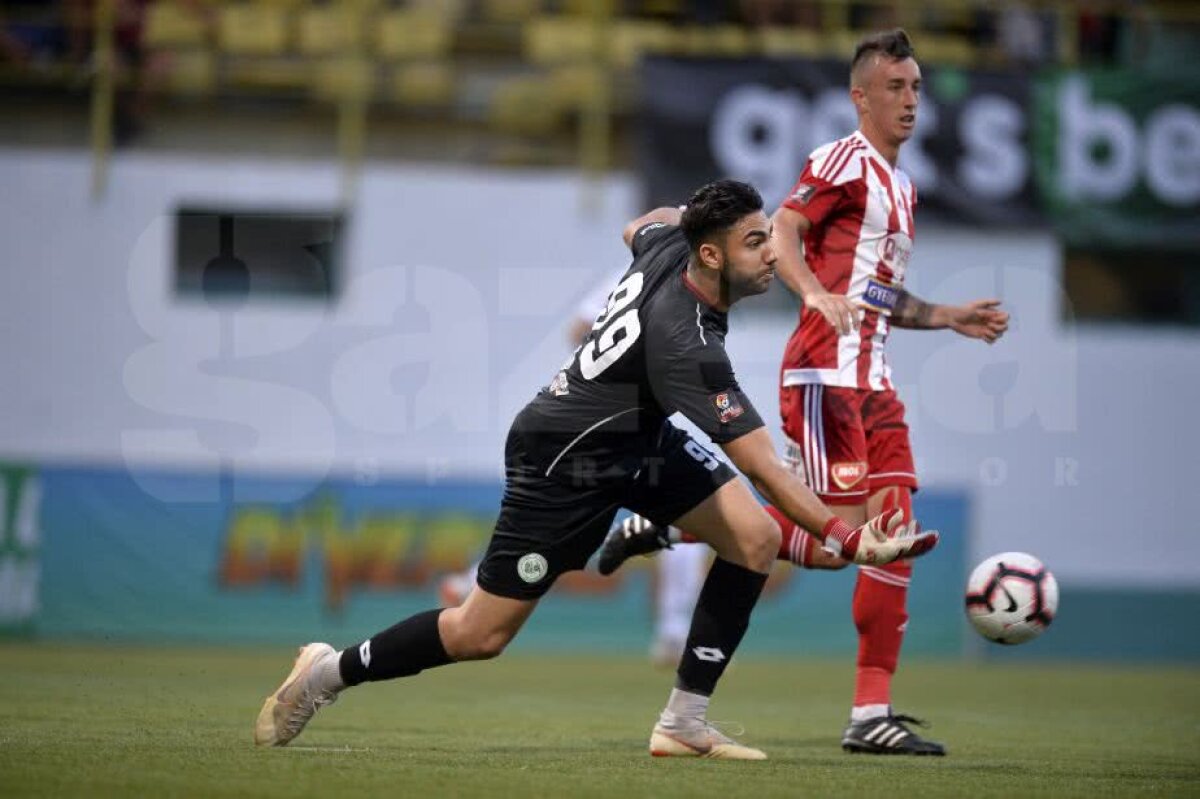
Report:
890,289,949,330
748,465,835,540
774,246,824,302
622,206,683,248
770,208,823,302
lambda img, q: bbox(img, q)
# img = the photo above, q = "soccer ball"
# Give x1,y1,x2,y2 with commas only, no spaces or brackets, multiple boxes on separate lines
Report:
964,552,1058,645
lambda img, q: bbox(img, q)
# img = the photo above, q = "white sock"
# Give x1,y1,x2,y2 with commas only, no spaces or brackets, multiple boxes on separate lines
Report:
659,688,710,727
654,544,707,644
851,703,890,723
319,649,347,692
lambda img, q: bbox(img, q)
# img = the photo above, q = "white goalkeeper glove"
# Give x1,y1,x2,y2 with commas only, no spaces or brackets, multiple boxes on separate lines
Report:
820,508,939,565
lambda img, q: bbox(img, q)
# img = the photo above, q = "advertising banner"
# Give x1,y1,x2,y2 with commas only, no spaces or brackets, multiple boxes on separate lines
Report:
639,57,1038,225
0,464,40,636
38,465,969,656
1032,69,1200,248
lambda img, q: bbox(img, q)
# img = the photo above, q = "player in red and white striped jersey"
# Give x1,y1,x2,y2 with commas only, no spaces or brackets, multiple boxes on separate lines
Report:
771,29,1009,755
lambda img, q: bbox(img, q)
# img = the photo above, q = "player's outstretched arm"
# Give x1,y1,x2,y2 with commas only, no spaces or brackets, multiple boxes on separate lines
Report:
622,207,683,250
719,428,938,564
770,206,859,335
892,291,1009,343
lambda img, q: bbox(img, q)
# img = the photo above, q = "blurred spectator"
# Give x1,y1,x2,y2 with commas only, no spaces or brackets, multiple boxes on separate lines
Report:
997,1,1050,66
1079,9,1122,64
738,0,820,29
0,1,70,66
849,2,896,32
0,18,35,64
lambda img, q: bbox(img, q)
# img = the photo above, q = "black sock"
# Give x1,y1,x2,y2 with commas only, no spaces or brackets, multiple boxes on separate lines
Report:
675,558,768,697
339,608,452,687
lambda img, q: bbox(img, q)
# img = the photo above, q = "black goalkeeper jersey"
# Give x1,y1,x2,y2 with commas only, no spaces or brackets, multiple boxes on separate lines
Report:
518,222,764,481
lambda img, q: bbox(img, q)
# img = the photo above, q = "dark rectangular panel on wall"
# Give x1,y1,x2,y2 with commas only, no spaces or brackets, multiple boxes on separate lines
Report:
175,208,345,301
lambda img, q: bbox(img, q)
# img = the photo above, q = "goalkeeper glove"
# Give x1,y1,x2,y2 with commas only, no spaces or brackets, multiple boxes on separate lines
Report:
821,508,939,565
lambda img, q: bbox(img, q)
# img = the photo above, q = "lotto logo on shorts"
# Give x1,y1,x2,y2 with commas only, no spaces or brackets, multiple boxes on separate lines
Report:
830,461,868,490
710,392,744,424
517,553,549,584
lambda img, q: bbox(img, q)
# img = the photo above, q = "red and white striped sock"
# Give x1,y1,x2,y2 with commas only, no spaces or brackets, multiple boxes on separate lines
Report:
852,560,911,714
765,505,816,567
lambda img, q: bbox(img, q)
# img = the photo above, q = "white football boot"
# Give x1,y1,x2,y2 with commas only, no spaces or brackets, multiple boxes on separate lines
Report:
649,715,767,760
254,643,341,746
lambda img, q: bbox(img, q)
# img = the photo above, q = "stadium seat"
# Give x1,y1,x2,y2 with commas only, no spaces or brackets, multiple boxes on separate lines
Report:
560,0,617,16
161,50,217,94
144,1,211,49
608,20,678,69
481,0,542,24
224,57,310,91
296,5,364,57
387,62,456,107
311,56,373,101
677,24,751,57
488,75,564,135
758,27,822,58
374,9,453,61
827,29,864,59
917,34,976,66
217,4,291,56
634,0,683,16
548,63,605,111
524,16,600,64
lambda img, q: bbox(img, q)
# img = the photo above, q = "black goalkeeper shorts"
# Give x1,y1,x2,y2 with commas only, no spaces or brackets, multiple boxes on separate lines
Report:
476,415,737,600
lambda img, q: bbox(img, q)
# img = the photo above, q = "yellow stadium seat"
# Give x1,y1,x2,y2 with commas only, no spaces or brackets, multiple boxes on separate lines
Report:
217,4,291,56
560,0,617,16
827,30,863,60
678,24,750,57
759,27,822,58
635,0,683,15
374,10,452,60
524,16,599,64
161,50,217,94
388,62,455,107
548,63,605,109
224,57,309,90
312,56,374,101
296,5,364,56
481,0,542,24
488,75,564,135
609,20,678,69
144,1,210,49
918,34,976,67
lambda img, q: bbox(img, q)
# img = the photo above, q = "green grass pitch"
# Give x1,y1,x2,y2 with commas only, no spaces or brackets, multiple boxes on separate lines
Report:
0,643,1197,798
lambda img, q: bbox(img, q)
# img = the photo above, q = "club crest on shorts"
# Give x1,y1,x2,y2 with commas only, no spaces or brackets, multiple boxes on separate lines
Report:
830,461,868,490
710,391,744,424
517,553,549,583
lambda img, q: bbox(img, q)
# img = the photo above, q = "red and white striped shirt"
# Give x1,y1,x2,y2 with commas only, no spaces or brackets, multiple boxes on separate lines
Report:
780,130,916,391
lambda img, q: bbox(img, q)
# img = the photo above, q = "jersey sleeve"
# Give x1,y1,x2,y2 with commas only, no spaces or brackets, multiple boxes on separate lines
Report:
630,221,679,258
645,323,764,444
781,160,846,228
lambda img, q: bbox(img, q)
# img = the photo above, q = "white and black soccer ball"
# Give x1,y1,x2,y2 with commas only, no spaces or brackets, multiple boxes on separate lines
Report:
964,552,1058,645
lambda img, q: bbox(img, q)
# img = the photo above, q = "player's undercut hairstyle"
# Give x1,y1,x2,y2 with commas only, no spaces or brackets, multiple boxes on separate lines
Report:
680,179,764,252
851,28,915,85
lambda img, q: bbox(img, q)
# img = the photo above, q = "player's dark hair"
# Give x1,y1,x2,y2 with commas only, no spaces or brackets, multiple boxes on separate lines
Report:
680,179,764,252
851,28,915,79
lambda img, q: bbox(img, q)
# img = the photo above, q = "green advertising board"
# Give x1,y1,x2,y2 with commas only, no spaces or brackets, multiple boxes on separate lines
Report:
1033,69,1200,248
0,464,40,636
